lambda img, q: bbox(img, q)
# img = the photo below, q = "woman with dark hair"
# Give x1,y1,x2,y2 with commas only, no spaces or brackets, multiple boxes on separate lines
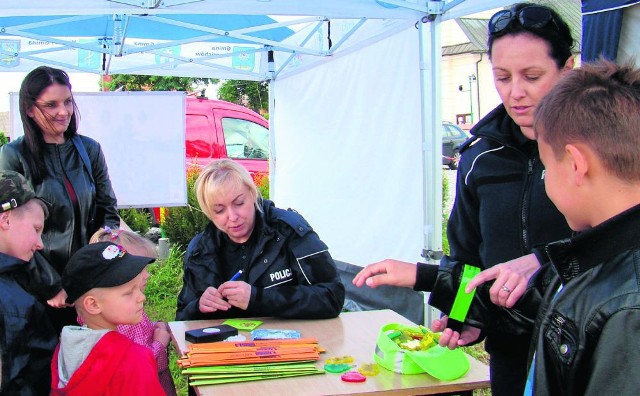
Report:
354,3,575,394
0,66,119,333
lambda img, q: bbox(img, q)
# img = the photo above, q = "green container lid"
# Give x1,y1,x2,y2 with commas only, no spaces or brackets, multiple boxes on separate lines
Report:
374,323,470,381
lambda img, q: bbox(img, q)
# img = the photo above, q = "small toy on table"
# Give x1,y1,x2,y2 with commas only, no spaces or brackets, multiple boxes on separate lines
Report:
251,329,301,340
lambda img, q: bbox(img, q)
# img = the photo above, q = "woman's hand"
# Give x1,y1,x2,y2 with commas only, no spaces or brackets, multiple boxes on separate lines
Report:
352,259,417,288
47,289,70,308
198,286,231,313
430,315,481,349
218,281,251,311
465,253,541,308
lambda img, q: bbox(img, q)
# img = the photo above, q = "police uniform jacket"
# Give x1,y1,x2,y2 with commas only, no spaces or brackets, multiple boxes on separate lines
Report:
176,199,345,320
530,203,640,395
0,135,120,298
421,105,572,352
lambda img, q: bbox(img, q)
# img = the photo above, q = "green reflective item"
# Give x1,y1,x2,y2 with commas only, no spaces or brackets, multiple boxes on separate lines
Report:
449,264,481,322
374,323,470,381
324,363,352,373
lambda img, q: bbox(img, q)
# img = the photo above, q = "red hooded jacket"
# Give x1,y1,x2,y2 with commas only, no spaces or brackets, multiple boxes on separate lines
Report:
50,331,165,395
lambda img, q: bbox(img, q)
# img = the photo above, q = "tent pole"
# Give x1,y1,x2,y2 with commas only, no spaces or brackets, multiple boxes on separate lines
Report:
268,77,276,201
418,14,443,326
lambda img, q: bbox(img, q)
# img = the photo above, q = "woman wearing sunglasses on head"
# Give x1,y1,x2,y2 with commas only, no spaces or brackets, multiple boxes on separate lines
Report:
353,3,575,395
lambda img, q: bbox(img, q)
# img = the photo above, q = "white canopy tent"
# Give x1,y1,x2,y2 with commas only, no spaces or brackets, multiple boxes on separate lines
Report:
0,0,512,276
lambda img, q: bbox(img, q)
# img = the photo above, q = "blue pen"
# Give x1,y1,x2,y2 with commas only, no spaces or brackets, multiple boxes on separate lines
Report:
229,269,243,281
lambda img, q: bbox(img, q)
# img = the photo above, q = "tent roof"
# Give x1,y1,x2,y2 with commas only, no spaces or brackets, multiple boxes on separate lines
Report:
1,0,425,19
0,1,517,79
0,2,418,79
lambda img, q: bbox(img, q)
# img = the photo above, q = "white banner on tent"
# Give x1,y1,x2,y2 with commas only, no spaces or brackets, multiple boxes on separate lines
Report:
0,36,266,79
273,27,424,266
10,91,187,208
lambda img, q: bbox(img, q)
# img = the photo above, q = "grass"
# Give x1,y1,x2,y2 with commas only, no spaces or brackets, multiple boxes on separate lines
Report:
144,245,189,396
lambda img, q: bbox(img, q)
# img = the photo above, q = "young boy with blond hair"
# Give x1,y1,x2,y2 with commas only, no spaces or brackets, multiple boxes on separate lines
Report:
0,170,57,395
50,242,164,395
525,60,640,394
89,227,175,395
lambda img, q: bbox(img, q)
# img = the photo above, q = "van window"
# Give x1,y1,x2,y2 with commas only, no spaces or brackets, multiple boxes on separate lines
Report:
186,114,213,159
221,118,269,160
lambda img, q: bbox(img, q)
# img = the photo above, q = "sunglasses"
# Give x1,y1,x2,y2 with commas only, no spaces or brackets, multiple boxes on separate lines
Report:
489,6,558,35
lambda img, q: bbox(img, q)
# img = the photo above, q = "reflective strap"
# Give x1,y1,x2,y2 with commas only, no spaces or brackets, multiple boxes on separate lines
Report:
448,264,480,322
375,343,404,372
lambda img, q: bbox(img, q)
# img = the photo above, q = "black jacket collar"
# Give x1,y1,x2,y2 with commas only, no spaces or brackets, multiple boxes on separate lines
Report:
546,203,640,284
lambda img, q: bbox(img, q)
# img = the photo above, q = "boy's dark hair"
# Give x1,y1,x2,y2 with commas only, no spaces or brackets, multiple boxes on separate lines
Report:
535,59,640,181
487,3,574,69
18,66,80,185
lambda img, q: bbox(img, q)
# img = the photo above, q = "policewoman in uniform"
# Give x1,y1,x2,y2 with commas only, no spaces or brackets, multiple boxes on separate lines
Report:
176,159,345,320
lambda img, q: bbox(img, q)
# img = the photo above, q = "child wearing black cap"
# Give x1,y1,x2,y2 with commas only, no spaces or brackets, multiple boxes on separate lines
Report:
50,242,164,395
0,170,57,395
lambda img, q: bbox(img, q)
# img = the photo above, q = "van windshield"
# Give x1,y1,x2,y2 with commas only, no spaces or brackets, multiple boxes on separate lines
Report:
222,118,269,160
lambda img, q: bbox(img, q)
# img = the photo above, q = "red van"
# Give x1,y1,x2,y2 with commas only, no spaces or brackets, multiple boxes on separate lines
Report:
152,97,269,225
185,96,269,176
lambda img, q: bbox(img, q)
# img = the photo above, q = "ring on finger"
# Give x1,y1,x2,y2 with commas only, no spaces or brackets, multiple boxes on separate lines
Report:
501,285,511,293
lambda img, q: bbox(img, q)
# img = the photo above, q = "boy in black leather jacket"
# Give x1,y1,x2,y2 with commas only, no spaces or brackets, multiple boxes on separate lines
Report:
0,170,57,395
525,60,640,395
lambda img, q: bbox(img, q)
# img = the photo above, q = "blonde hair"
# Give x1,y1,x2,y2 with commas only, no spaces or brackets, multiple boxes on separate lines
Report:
195,159,262,221
90,227,157,258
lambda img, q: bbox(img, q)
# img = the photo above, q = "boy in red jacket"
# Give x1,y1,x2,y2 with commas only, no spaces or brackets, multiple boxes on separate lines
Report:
50,242,164,395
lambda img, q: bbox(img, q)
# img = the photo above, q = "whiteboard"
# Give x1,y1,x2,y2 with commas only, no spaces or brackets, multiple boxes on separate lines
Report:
10,91,186,208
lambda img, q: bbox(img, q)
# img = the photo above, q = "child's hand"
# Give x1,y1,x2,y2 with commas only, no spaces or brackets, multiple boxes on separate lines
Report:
199,286,232,313
153,321,171,347
47,289,71,308
352,259,417,289
430,315,481,349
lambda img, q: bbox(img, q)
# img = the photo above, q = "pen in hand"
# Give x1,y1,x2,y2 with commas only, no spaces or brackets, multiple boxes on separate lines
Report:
229,269,243,282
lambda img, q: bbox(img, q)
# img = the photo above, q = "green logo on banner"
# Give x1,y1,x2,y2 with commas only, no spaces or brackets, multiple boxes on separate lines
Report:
155,46,181,69
232,46,255,71
78,39,101,70
0,40,20,68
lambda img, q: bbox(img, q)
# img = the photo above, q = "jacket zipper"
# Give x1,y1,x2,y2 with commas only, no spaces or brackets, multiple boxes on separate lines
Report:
55,144,76,258
520,158,535,253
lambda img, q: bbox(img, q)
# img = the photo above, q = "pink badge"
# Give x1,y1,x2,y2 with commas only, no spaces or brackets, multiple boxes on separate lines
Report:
341,371,366,383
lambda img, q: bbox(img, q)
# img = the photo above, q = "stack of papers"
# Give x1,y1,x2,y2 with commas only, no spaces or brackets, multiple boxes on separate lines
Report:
183,362,324,386
178,338,325,386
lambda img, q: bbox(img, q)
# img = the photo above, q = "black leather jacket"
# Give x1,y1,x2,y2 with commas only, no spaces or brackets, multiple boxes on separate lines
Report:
176,199,345,320
0,135,119,298
424,105,572,348
0,252,58,395
530,204,640,395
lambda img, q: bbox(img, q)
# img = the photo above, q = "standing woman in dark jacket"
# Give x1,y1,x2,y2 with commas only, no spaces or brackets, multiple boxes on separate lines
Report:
0,66,120,333
353,4,575,395
176,159,344,321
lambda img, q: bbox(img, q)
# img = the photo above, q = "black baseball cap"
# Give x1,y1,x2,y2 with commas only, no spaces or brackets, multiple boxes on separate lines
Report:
63,242,155,304
0,170,50,214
